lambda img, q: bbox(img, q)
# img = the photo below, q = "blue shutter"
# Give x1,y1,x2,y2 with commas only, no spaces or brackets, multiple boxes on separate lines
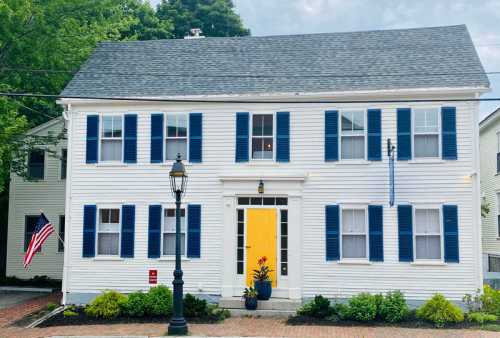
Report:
325,110,339,161
367,109,382,161
148,205,161,258
86,115,99,164
441,107,457,160
443,205,459,263
82,205,96,257
124,114,137,163
187,204,201,258
276,111,290,162
121,205,135,258
150,114,164,163
398,205,413,262
397,108,412,160
189,113,202,163
235,112,249,162
325,205,340,260
368,205,384,261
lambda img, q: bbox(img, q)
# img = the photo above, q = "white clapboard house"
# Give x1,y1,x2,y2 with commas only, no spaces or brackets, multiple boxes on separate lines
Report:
57,25,489,305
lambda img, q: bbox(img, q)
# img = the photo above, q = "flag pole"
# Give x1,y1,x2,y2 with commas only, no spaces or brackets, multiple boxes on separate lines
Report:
39,209,65,248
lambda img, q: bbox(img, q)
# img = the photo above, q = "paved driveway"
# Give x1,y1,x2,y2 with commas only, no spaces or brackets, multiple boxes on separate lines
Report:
0,291,50,309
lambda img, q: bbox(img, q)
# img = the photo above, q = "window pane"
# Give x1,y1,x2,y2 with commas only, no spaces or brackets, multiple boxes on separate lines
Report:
263,197,275,205
263,115,273,136
342,235,366,258
252,137,262,159
110,209,120,223
414,135,439,158
98,233,119,255
253,115,263,136
166,115,177,137
342,209,365,233
164,209,186,232
281,236,287,248
276,198,288,206
341,113,353,131
341,136,364,159
101,140,122,161
238,197,249,205
28,150,44,179
237,262,244,274
237,248,244,261
237,209,244,222
112,116,122,137
281,263,288,276
415,109,438,133
342,112,364,131
262,138,273,159
103,116,113,137
166,139,187,160
416,235,441,259
178,115,187,137
280,210,288,222
25,216,39,251
415,209,440,233
250,197,262,205
163,233,185,255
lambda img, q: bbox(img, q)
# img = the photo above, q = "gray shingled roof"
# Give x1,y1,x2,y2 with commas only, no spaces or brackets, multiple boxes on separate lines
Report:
61,25,489,98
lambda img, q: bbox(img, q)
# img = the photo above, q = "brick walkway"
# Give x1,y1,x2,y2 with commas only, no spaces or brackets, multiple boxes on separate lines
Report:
2,316,500,338
0,291,61,328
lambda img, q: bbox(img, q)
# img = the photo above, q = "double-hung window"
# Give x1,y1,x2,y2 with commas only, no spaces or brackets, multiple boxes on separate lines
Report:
166,114,188,161
414,208,442,260
28,149,45,180
163,208,186,256
341,111,365,160
97,208,120,256
101,116,123,162
252,114,273,160
414,108,439,158
24,216,40,252
341,208,367,259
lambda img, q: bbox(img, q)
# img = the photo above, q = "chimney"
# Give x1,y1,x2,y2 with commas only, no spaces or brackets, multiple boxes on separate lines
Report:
184,28,205,39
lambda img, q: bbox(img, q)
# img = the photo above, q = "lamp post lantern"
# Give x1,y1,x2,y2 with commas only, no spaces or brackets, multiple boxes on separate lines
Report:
168,153,188,335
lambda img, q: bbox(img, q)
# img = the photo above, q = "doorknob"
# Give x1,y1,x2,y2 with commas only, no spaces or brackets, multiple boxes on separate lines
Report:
245,246,251,249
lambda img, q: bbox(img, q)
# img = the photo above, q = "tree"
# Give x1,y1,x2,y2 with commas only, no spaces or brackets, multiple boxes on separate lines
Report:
157,0,250,39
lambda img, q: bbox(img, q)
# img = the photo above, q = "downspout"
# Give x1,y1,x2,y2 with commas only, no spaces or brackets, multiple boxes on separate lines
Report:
61,104,72,305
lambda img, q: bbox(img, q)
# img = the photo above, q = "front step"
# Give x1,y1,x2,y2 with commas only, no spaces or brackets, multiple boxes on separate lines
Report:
219,297,301,317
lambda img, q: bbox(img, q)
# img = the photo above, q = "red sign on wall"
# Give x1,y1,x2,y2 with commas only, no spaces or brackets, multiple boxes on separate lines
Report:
149,269,157,284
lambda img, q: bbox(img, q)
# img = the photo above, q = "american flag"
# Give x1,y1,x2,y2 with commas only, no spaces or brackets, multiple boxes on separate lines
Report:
23,213,54,268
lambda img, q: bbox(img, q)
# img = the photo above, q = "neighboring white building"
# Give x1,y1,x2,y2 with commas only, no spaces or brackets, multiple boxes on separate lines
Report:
480,108,500,282
58,25,489,305
6,118,67,280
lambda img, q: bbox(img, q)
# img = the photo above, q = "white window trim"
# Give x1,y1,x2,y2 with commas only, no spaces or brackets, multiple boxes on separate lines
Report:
96,205,121,257
412,107,441,159
99,114,124,163
412,205,444,262
339,205,369,261
164,112,189,163
161,205,188,257
250,112,276,162
339,110,367,161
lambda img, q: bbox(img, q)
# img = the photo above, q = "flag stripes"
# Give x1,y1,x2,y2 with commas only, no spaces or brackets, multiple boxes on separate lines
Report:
23,213,55,268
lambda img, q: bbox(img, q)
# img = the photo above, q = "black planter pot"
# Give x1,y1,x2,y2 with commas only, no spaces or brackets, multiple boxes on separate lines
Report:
254,280,272,300
244,297,258,310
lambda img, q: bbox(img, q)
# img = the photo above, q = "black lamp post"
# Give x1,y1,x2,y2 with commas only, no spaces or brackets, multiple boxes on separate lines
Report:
168,153,188,335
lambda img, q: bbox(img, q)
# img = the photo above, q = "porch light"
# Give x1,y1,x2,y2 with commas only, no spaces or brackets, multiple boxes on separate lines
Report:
169,153,188,196
258,180,264,194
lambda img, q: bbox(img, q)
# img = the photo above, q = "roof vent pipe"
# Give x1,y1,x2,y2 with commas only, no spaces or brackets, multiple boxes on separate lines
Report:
184,28,205,39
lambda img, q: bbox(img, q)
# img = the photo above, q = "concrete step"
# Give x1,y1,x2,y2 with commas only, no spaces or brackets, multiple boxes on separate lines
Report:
227,308,296,317
219,297,301,312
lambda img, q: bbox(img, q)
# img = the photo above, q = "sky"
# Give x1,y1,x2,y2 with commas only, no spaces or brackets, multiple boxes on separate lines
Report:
149,0,500,119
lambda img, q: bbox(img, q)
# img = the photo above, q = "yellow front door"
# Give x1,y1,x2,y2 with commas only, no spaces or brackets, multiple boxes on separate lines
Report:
246,208,277,288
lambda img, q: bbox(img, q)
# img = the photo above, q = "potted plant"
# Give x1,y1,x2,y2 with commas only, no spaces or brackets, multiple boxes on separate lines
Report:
253,256,273,300
242,287,258,310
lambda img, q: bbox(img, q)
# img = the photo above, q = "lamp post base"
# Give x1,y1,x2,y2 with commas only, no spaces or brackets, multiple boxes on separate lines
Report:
168,317,188,335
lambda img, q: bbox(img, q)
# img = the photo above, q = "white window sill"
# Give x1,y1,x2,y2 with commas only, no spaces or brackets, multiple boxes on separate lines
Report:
337,259,371,265
152,162,193,167
336,160,370,165
94,162,128,167
410,261,447,266
244,161,280,166
94,256,123,261
158,256,191,261
407,159,445,164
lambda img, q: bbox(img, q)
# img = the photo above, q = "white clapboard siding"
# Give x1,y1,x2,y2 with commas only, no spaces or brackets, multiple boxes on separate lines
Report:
6,119,67,279
63,94,481,301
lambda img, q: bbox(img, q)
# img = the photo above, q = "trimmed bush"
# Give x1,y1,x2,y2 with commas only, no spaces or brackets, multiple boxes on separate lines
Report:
145,285,173,317
63,309,78,317
122,291,148,317
482,285,500,316
46,303,57,311
379,291,409,323
184,294,208,318
297,295,333,319
416,294,464,327
468,312,498,324
206,303,231,321
85,291,127,319
344,293,378,322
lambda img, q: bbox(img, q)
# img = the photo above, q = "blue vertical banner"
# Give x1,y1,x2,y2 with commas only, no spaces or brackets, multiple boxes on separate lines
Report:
388,138,395,207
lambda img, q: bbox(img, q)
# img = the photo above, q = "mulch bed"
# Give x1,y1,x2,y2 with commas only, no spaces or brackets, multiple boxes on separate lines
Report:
287,314,500,330
10,308,52,327
39,306,223,327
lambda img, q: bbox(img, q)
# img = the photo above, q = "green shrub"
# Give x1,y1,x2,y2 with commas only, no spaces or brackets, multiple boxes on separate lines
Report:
122,291,148,317
145,285,173,317
184,294,208,318
297,295,333,319
63,309,78,317
468,312,498,324
416,294,464,327
344,293,378,322
332,302,350,320
482,285,500,316
46,302,57,311
85,291,127,319
379,291,409,323
206,303,231,321
463,289,482,313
